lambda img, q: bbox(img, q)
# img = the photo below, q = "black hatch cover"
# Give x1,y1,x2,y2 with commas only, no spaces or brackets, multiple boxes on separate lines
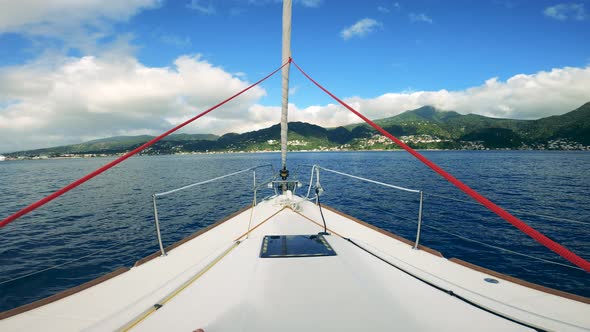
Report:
260,234,337,258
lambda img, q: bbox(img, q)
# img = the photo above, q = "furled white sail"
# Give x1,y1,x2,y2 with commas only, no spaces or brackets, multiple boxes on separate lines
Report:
280,0,292,172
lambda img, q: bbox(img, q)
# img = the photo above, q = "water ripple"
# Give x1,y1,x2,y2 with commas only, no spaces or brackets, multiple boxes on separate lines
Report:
0,151,588,311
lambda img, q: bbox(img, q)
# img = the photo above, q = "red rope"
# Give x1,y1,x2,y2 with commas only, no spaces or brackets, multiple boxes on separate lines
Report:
291,58,590,273
0,61,289,228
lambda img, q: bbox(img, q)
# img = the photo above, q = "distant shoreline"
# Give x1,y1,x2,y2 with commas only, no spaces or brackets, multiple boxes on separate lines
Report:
2,148,588,161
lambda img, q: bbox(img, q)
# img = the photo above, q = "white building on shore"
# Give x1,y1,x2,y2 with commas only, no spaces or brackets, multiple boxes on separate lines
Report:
0,155,6,161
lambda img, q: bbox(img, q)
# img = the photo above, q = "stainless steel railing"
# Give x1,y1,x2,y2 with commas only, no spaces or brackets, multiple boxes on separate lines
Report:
151,164,275,256
305,164,425,249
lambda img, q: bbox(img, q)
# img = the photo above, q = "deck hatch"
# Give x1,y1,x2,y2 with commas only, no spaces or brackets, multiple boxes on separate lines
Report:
260,234,336,258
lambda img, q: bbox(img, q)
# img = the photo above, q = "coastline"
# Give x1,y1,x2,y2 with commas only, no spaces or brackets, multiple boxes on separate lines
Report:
2,147,588,162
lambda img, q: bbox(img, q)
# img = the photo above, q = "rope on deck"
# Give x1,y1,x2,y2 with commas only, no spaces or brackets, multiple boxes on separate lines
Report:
118,241,241,331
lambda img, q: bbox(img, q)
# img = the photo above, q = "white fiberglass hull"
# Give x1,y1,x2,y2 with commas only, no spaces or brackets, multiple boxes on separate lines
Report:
1,193,588,331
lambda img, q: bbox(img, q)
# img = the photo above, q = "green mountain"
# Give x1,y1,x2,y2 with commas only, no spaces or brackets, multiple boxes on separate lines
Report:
5,102,590,157
7,134,219,157
531,102,590,144
215,122,333,152
348,103,590,149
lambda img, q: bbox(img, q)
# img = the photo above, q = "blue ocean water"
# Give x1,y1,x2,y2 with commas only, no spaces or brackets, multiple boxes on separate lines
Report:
0,151,589,311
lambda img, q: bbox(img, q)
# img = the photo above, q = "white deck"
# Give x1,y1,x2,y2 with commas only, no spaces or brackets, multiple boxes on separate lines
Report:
1,193,589,331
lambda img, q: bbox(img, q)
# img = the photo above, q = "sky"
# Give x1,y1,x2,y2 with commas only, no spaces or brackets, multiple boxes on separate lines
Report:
0,0,589,153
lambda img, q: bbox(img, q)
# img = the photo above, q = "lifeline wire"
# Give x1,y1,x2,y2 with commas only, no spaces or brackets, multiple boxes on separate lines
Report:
335,195,582,271
423,223,583,271
426,192,590,226
0,240,136,286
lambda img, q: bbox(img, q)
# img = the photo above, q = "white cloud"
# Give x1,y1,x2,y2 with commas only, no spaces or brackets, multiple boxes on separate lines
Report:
0,0,161,35
0,0,161,55
544,3,587,21
378,2,400,13
246,0,322,8
495,1,517,9
409,13,433,24
297,0,322,8
186,0,216,15
377,6,390,14
238,103,360,134
160,35,192,47
0,54,266,152
340,18,382,40
354,66,590,120
1,54,588,153
236,65,590,135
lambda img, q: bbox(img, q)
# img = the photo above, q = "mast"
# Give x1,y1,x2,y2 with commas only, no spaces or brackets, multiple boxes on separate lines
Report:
280,0,292,180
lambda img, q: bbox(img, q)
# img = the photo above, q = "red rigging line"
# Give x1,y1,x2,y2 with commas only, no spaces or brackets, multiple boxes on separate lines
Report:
2,58,588,273
290,58,590,273
0,61,290,228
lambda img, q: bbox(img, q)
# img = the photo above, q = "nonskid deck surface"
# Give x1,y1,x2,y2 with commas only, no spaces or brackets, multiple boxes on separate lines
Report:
1,194,589,331
125,225,530,331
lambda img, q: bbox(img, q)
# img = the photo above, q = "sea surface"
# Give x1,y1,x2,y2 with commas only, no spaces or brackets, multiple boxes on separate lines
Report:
0,151,589,311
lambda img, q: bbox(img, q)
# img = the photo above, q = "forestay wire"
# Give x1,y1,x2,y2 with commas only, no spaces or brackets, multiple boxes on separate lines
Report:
0,61,290,228
290,58,590,273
